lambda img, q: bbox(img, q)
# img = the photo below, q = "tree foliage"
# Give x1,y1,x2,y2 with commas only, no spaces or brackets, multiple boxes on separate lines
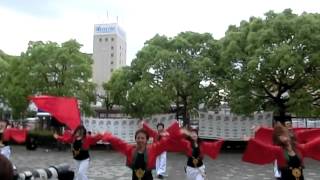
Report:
106,32,222,124
104,67,170,119
22,40,95,115
0,40,95,118
222,9,320,118
0,51,31,118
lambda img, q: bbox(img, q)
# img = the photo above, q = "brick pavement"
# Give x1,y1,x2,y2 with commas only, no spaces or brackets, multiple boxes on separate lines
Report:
9,146,320,180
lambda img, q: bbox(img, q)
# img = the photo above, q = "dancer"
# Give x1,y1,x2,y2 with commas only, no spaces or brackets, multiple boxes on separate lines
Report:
243,123,320,180
274,120,295,179
142,122,168,179
252,120,318,179
54,125,102,180
172,128,224,180
102,121,180,180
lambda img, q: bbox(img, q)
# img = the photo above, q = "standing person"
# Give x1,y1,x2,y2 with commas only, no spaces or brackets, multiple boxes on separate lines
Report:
243,123,320,180
54,125,102,180
173,128,223,180
142,122,168,179
0,120,10,159
274,120,295,180
102,121,180,180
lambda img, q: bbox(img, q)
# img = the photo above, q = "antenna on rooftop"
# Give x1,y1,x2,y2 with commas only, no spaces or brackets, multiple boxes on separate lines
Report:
107,10,109,23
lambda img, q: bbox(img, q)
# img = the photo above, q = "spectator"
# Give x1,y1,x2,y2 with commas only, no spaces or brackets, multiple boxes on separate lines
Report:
0,154,14,180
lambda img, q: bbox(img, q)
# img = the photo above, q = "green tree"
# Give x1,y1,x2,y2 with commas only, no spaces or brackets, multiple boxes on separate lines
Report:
1,56,32,119
221,9,320,119
130,32,222,125
0,50,9,103
0,51,11,118
21,40,95,115
104,67,170,119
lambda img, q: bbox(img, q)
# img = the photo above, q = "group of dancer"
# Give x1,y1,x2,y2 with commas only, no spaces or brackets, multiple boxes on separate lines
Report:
51,120,224,180
2,118,320,180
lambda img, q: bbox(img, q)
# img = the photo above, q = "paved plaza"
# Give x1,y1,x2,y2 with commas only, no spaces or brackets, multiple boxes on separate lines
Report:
10,145,320,180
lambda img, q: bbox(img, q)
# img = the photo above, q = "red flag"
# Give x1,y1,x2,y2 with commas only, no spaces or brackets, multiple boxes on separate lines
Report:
30,95,80,130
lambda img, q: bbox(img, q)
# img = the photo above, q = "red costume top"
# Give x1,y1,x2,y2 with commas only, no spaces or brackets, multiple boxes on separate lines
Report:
102,121,180,170
242,137,320,167
2,128,28,143
56,132,102,150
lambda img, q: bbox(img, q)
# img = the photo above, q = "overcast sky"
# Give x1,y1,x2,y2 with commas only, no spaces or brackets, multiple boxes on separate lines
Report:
0,0,319,65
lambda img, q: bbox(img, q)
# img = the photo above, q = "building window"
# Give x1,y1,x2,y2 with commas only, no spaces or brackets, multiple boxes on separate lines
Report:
111,37,114,41
120,46,121,50
111,68,114,72
120,53,122,57
105,37,108,42
111,46,114,50
111,61,114,64
111,53,114,57
99,38,102,42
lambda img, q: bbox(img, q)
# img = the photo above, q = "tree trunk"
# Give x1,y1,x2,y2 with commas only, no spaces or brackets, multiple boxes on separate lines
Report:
274,99,290,123
182,96,189,127
175,96,179,121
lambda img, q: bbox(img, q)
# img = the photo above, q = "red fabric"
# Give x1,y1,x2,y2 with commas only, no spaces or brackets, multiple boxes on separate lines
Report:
292,128,309,133
169,138,224,160
164,121,181,137
56,133,102,150
157,121,185,152
142,123,159,141
202,140,224,159
102,134,169,170
242,138,286,167
102,121,181,170
254,127,273,145
299,137,320,160
57,131,73,143
243,127,320,167
30,95,81,130
254,127,317,145
142,120,178,143
295,129,320,144
3,128,28,143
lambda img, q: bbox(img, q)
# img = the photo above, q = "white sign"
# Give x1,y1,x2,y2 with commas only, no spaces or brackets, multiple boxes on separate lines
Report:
83,112,273,142
197,112,273,141
95,24,116,34
94,24,126,39
292,118,320,128
83,114,176,143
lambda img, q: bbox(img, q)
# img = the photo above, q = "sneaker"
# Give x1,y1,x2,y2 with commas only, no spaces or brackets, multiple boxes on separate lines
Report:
157,175,164,179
